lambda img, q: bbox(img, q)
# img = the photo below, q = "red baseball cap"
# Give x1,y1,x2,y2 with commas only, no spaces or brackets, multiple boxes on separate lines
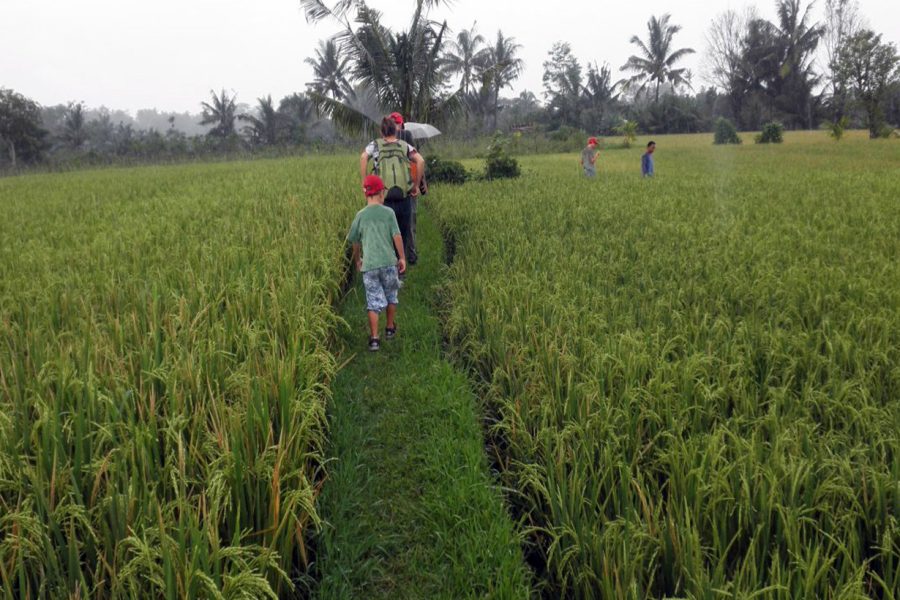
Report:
363,174,385,196
389,112,404,126
588,137,598,146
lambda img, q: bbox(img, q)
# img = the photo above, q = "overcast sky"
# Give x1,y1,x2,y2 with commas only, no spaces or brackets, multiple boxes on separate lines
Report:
3,0,898,114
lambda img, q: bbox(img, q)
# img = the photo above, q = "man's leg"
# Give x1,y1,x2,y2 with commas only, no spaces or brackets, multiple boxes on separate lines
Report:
408,196,418,264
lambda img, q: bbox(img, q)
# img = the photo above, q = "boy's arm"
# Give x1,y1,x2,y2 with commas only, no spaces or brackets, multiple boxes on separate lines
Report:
351,242,362,272
392,234,407,274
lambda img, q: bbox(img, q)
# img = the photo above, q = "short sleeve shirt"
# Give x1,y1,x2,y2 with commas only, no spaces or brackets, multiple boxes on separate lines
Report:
364,139,417,159
347,204,401,272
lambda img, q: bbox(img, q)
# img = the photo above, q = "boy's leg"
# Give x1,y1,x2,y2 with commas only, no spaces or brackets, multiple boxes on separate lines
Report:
386,304,397,330
362,270,388,340
382,266,401,332
367,310,380,339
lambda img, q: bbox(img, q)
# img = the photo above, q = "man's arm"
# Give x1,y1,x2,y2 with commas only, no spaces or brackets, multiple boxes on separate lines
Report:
392,234,407,273
410,151,425,197
351,242,363,272
360,151,370,185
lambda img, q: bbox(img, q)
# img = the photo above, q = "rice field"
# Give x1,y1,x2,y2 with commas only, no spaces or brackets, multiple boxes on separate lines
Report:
430,132,900,599
1,132,898,599
0,159,358,598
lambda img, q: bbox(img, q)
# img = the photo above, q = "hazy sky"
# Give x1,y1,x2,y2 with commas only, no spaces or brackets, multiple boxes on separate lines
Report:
3,0,899,114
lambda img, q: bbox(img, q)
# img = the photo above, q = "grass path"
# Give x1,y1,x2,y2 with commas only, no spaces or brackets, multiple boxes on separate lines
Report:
314,206,530,599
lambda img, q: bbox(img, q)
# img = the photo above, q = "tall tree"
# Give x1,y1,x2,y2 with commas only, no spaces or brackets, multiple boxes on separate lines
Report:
444,23,489,95
277,93,317,144
704,8,758,121
824,0,861,119
542,42,583,128
582,62,619,131
770,0,825,128
239,96,282,146
0,88,48,166
305,39,352,100
620,14,695,103
300,0,458,135
62,102,87,149
199,89,238,139
835,29,900,137
479,30,525,131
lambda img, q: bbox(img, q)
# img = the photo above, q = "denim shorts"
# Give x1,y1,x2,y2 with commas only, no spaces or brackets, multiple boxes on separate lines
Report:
362,266,400,313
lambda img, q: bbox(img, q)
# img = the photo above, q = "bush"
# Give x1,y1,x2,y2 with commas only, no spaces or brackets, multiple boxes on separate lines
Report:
614,119,638,148
876,124,898,139
827,116,849,141
425,155,468,185
484,133,520,180
713,117,742,145
755,121,784,144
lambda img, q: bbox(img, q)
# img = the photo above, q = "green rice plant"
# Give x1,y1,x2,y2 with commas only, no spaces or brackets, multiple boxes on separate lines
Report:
0,157,360,598
429,132,900,598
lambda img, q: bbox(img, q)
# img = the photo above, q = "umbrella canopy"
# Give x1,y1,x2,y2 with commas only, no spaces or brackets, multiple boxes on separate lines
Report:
403,122,442,140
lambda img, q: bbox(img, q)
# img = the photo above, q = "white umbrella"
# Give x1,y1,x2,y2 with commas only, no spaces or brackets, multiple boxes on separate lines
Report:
403,122,442,140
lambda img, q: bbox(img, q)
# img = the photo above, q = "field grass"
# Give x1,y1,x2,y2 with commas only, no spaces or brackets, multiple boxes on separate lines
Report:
0,158,358,598
429,131,900,598
2,130,898,599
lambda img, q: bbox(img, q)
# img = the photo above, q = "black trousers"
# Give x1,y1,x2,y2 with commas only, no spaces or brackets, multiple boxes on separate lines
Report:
384,195,412,259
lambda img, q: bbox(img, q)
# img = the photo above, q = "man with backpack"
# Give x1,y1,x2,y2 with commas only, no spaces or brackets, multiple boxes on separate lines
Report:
390,112,425,265
360,116,425,268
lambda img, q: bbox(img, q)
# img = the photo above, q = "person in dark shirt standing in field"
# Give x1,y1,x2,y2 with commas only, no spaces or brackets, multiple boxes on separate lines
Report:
581,137,599,177
642,141,656,177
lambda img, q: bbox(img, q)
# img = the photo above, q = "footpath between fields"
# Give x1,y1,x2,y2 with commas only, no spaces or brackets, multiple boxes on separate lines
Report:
314,207,530,599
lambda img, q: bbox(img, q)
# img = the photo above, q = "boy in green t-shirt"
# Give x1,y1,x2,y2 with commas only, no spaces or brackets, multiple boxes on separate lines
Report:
348,174,407,352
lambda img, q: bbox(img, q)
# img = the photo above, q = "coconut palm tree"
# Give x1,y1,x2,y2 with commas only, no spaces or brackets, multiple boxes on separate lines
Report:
300,0,459,135
239,96,281,146
770,0,824,128
444,23,489,95
479,30,525,130
305,39,352,100
620,14,695,102
199,89,237,139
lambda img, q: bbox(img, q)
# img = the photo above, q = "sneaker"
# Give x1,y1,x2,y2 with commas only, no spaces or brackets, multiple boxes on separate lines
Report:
385,327,397,340
368,337,381,352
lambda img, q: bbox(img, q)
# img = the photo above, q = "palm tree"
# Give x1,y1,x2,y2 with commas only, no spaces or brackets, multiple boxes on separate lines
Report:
479,30,525,130
771,0,824,128
199,89,237,138
305,39,352,100
239,96,281,146
620,14,695,102
444,23,489,95
62,101,87,149
300,0,459,135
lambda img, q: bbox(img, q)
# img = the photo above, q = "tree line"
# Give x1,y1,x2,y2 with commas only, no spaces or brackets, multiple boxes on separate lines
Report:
2,0,898,169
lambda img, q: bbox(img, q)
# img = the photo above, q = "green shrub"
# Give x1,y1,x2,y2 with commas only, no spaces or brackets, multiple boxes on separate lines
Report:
484,133,520,180
876,124,898,139
755,121,784,144
425,155,468,185
713,117,742,145
614,119,638,148
828,116,849,141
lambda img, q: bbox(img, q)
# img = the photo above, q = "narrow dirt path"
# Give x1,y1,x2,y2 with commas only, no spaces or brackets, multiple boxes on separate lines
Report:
314,206,530,600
